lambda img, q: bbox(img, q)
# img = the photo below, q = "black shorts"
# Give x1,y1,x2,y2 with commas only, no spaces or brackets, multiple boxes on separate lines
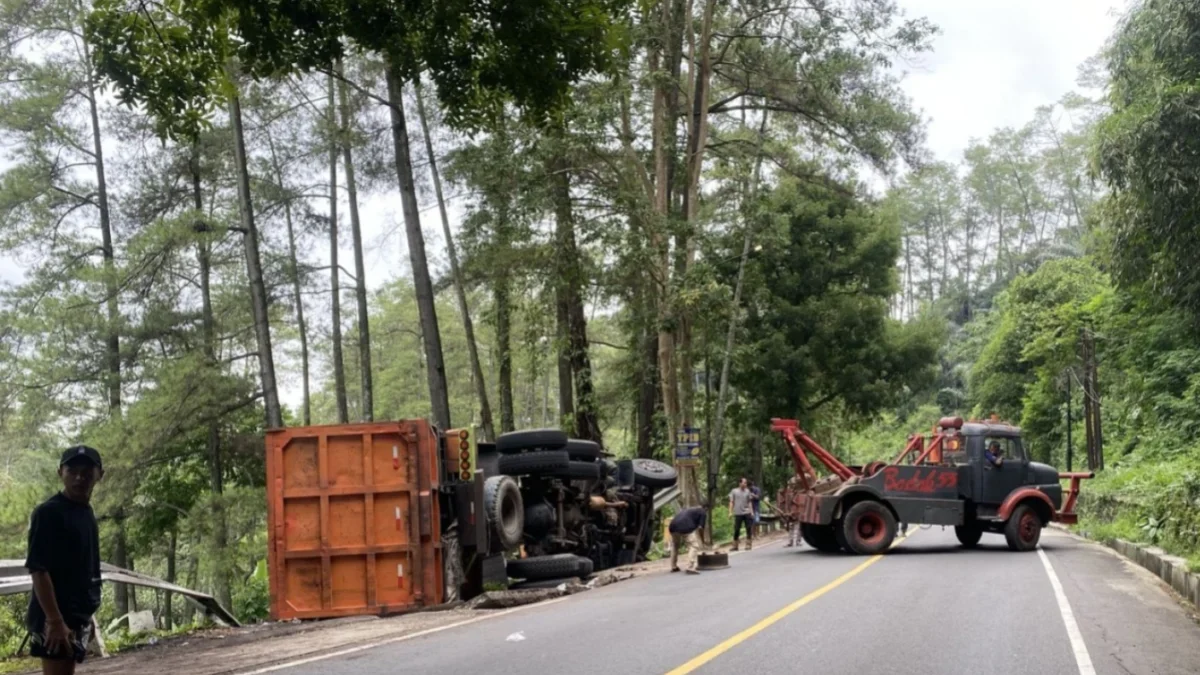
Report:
28,622,92,663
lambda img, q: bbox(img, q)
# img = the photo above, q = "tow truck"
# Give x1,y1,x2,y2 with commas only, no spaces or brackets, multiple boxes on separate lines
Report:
773,416,1092,554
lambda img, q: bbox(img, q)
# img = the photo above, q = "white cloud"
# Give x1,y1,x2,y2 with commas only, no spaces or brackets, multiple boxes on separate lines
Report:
897,0,1125,164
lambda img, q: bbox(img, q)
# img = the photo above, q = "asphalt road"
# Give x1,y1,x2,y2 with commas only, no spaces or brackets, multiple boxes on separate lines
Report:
262,528,1200,675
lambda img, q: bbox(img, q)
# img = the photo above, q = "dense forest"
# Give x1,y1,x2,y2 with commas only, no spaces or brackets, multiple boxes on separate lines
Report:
2,0,1199,655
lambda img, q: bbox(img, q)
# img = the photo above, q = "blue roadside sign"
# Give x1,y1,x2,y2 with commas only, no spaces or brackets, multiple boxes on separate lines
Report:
674,427,702,466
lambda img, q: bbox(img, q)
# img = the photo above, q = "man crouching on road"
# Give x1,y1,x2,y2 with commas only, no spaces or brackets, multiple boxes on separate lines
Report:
669,505,707,575
26,446,104,675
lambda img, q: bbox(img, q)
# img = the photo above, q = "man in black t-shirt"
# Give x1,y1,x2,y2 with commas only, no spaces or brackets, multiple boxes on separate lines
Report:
25,445,104,674
668,505,708,575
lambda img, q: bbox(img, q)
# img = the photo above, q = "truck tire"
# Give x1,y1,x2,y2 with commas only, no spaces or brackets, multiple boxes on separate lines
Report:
631,458,677,488
1004,504,1042,552
484,476,524,550
546,460,602,481
506,554,594,581
800,523,842,553
955,523,983,548
564,439,603,460
840,501,897,555
496,429,569,454
510,576,580,590
498,450,570,476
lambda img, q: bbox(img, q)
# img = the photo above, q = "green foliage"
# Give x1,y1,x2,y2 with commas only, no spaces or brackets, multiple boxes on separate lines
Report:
1095,0,1200,322
969,259,1107,463
735,176,942,420
87,0,633,140
234,560,271,623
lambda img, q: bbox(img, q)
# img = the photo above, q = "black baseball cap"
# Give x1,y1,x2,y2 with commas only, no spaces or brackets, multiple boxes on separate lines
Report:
60,445,103,470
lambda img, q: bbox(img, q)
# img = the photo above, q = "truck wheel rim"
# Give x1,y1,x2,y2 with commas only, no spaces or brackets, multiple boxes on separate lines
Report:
857,513,885,545
1019,511,1038,543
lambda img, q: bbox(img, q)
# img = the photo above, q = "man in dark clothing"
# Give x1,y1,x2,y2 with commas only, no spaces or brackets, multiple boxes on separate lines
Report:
668,506,708,574
26,445,104,675
985,440,1005,467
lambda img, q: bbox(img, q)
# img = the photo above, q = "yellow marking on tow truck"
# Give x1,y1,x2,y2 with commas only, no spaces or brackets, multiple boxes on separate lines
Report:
663,531,912,675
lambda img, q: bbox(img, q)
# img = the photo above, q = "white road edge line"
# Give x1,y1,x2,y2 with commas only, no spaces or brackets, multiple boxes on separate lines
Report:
1038,546,1096,675
236,595,574,674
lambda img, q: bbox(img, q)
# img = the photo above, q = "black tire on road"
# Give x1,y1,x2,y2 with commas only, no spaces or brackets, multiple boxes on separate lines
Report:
840,501,897,555
546,460,602,481
496,428,569,454
955,523,983,548
801,523,842,553
564,439,603,460
506,554,594,581
498,450,570,476
631,458,677,488
483,476,524,550
1004,504,1042,552
510,576,581,590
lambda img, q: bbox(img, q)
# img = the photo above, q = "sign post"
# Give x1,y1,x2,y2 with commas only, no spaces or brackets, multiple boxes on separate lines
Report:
674,427,702,467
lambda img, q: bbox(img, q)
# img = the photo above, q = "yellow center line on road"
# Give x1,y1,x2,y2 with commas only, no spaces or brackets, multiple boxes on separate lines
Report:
662,529,914,675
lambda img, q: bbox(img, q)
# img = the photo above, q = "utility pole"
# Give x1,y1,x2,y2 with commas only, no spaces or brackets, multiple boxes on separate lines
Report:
1065,373,1073,472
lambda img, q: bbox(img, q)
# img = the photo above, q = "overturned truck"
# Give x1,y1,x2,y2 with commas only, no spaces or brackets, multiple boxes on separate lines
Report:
264,422,676,620
773,416,1092,555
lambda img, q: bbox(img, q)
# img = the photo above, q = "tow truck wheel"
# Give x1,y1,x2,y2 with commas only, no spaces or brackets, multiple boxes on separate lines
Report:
800,523,841,553
954,523,983,548
841,501,897,555
1004,504,1042,552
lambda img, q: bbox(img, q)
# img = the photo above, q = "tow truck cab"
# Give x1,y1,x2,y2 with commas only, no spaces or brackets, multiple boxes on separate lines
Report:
955,421,1065,519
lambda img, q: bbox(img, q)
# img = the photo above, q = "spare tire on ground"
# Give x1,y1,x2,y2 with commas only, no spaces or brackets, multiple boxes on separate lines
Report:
510,576,582,590
563,439,602,460
631,458,678,488
483,476,524,550
496,428,569,454
506,553,594,581
498,450,571,476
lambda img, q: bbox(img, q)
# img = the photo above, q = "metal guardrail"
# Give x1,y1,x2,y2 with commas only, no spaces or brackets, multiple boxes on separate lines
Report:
653,484,681,513
0,559,239,627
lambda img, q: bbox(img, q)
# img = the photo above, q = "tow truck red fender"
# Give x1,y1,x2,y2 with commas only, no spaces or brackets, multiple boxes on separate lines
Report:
997,488,1056,523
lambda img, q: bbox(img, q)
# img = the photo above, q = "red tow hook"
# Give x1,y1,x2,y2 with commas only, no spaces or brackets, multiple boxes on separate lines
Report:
1055,472,1095,524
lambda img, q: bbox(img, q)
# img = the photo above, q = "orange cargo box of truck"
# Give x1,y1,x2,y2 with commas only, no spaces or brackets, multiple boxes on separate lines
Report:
265,420,447,620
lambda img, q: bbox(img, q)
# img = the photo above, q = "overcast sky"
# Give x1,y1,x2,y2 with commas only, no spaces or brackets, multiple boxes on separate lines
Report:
0,0,1128,331
897,0,1124,164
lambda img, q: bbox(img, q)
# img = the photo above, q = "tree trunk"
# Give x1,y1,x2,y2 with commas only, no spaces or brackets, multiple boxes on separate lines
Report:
636,290,659,459
192,148,233,612
228,66,283,428
680,0,720,509
495,272,515,432
555,287,575,427
328,74,349,423
271,137,311,426
335,62,373,421
112,513,128,617
413,78,494,439
385,65,452,430
82,37,121,417
164,528,177,630
548,150,601,442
